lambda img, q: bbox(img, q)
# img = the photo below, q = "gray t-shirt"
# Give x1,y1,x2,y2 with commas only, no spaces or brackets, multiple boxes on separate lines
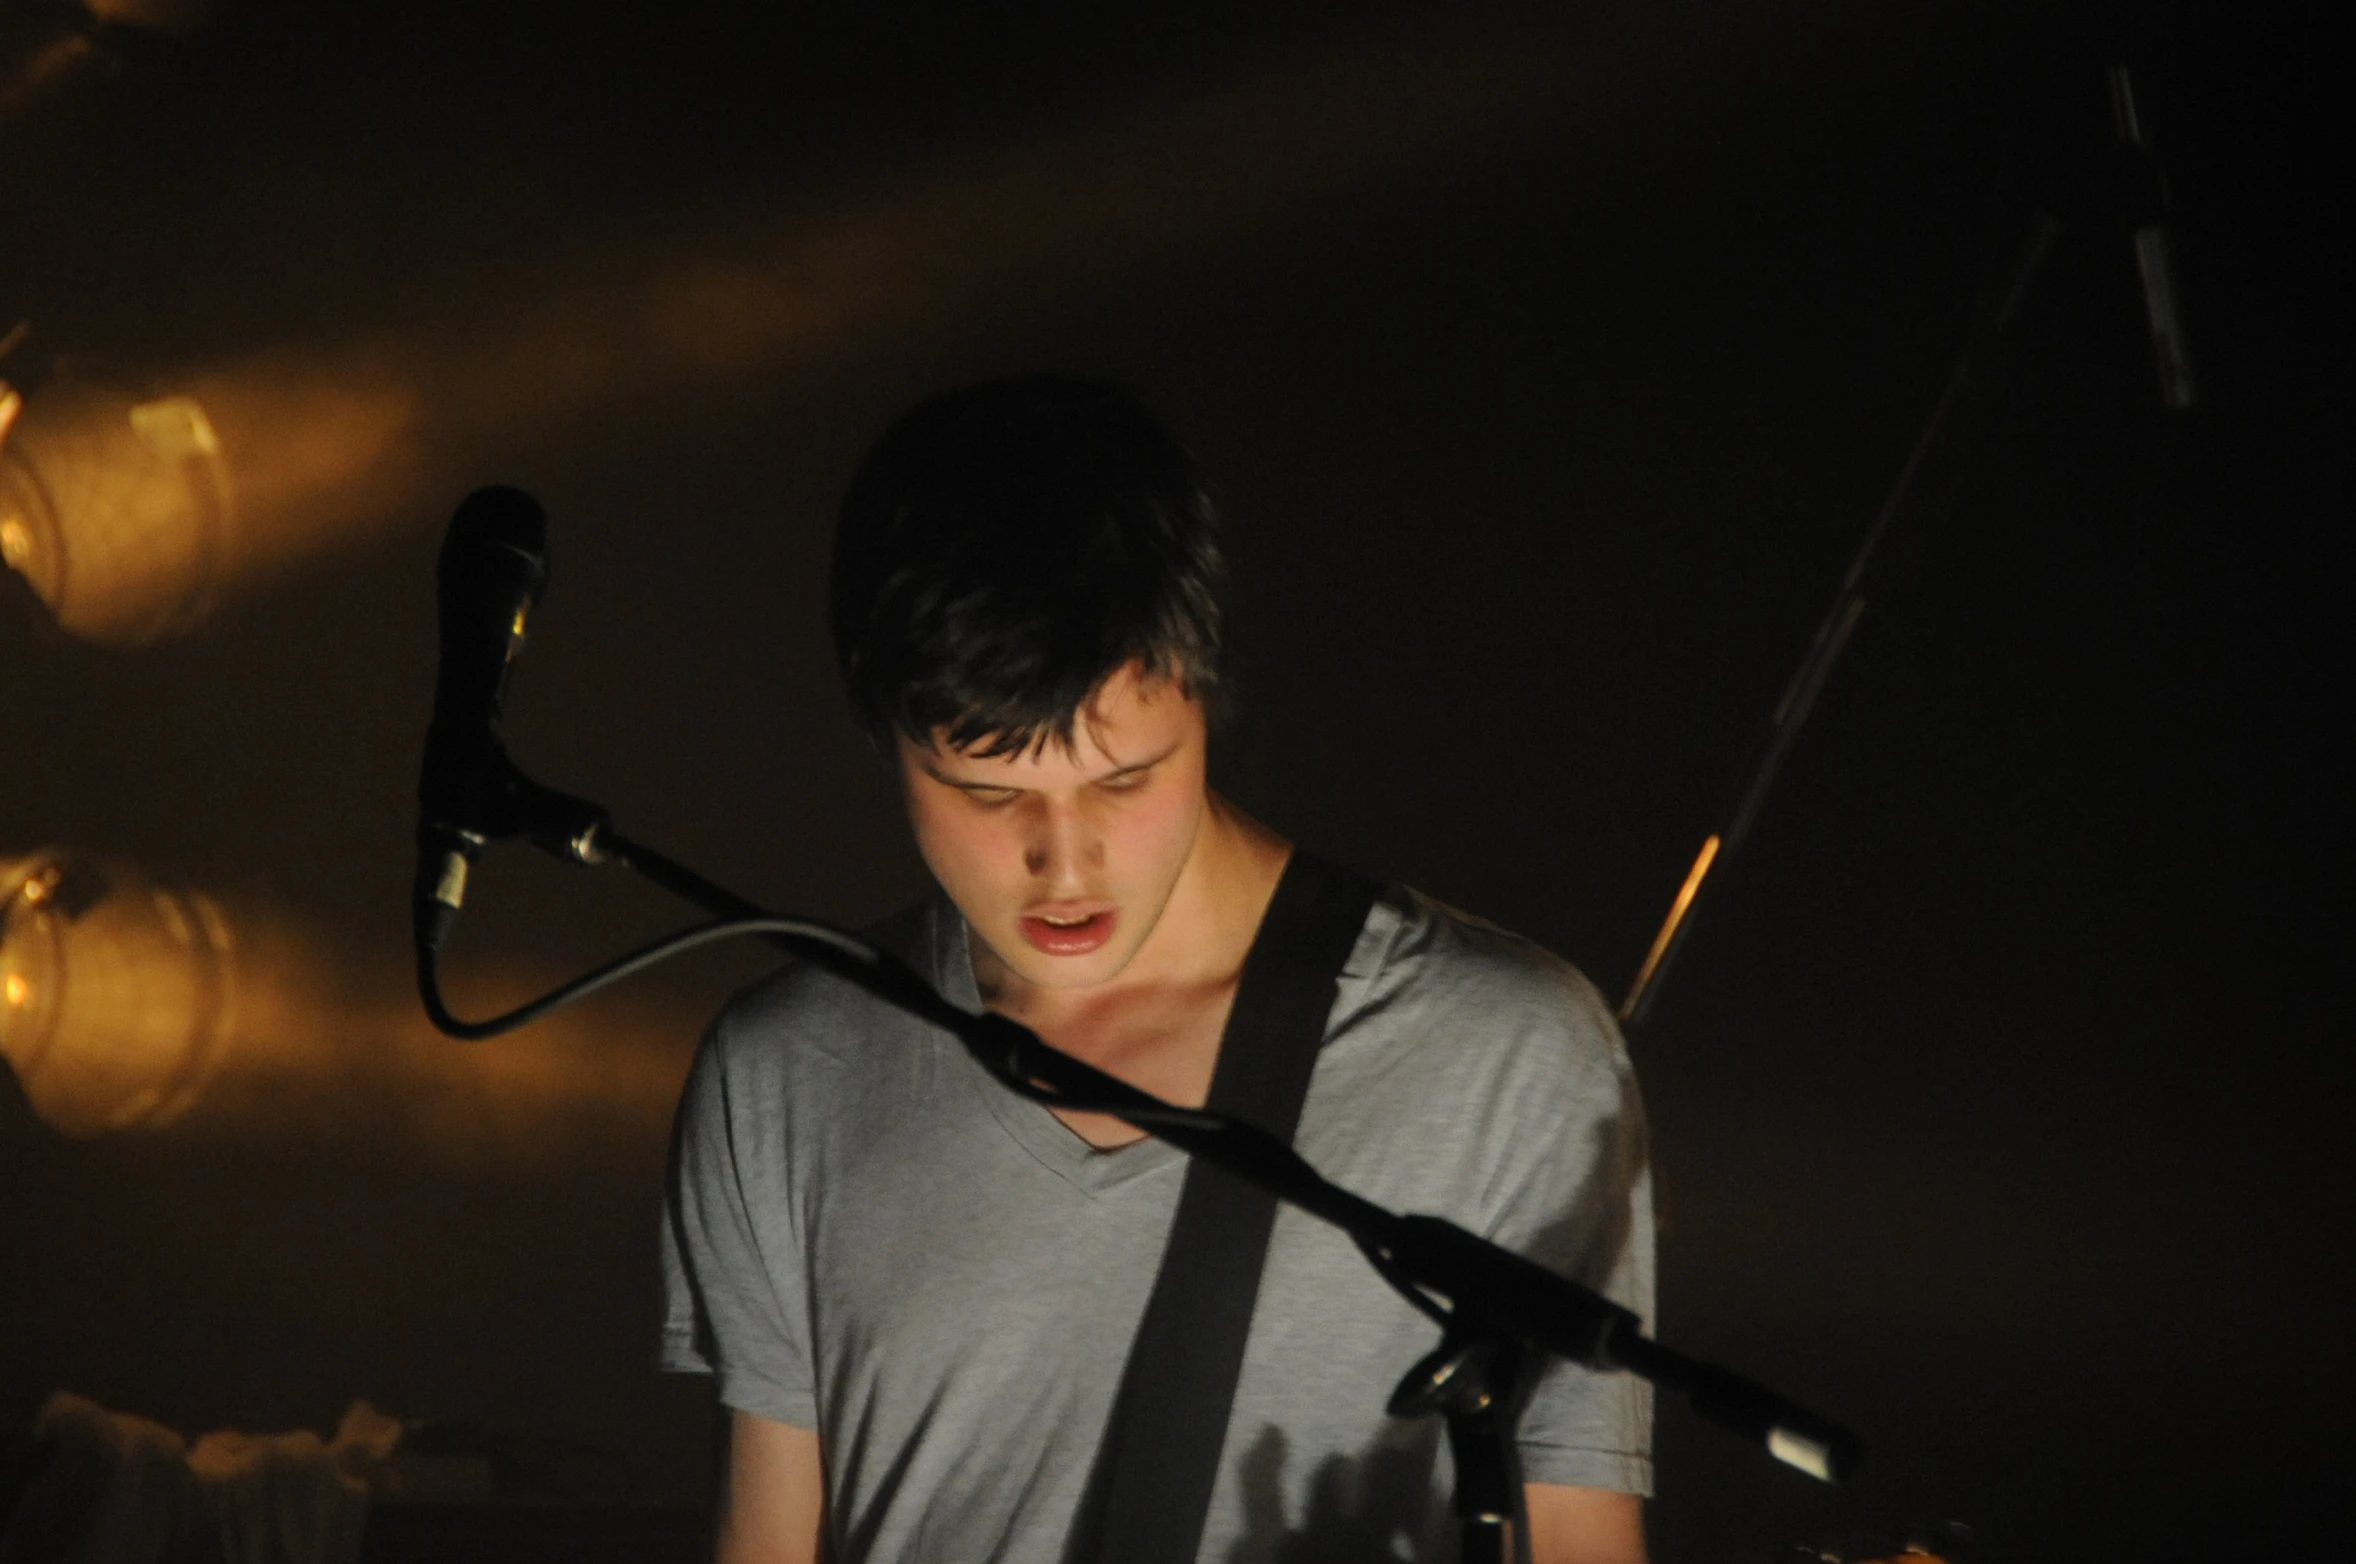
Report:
661,883,1653,1563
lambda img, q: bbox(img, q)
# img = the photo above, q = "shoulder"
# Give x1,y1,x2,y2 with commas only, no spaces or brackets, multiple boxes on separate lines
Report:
1332,883,1636,1116
1306,881,1646,1248
1359,886,1621,1046
696,898,946,1093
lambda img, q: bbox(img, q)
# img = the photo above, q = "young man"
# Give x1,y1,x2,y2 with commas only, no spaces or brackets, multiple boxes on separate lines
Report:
661,376,1653,1563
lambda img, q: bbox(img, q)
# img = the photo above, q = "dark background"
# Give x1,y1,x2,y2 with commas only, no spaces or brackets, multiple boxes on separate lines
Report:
2,1,2345,1559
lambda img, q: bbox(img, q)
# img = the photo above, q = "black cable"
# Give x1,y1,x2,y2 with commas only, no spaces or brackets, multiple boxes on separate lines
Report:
417,913,893,1041
419,913,1231,1136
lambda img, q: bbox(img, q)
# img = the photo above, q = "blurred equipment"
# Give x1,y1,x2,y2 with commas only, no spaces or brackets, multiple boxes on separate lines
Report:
1773,1515,1974,1563
0,1392,377,1564
1619,61,2202,1026
0,849,236,1136
1618,208,2060,1027
0,368,234,644
0,1393,692,1564
2108,63,2198,410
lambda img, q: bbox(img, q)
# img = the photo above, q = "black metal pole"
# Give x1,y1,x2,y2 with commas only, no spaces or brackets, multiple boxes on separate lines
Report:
1618,213,2061,1029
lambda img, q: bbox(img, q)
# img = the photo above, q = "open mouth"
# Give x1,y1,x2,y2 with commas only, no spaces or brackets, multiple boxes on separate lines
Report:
1016,909,1117,957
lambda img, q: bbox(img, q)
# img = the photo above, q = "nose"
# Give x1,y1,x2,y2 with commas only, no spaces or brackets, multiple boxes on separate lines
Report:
1021,796,1103,884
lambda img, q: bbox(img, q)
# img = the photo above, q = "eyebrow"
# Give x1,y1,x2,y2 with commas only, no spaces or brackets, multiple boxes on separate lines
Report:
922,740,1182,793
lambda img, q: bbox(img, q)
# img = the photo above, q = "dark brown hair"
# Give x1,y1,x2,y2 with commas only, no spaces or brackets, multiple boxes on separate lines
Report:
830,375,1226,755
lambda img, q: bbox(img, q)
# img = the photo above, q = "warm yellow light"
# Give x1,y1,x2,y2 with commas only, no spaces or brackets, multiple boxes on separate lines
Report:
0,379,234,645
0,386,21,576
1620,834,1721,1021
0,856,696,1155
0,851,236,1135
129,395,221,459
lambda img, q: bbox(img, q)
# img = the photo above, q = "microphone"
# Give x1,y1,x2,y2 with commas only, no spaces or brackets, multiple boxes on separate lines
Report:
413,487,603,952
2108,64,2198,410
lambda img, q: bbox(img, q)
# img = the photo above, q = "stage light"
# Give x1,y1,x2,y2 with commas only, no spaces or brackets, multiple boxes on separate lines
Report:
0,376,234,644
0,850,693,1155
0,849,236,1136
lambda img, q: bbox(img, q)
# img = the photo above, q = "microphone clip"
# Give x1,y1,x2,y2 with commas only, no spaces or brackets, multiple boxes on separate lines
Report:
413,732,610,951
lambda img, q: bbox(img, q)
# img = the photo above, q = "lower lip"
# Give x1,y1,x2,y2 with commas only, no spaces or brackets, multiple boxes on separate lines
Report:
1017,911,1117,957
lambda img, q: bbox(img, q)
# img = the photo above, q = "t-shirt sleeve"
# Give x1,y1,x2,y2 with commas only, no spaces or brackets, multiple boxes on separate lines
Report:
1483,961,1656,1495
659,1004,819,1429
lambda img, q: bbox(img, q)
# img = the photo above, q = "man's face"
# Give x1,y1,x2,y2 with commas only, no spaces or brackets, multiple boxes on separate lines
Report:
896,663,1210,994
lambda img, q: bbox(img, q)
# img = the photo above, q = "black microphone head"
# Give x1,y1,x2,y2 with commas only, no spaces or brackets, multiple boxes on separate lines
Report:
439,484,549,603
423,485,551,840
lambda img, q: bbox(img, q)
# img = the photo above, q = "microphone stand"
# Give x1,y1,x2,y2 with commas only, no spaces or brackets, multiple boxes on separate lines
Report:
1390,1332,1532,1563
1620,60,2201,1028
1619,209,2061,1029
418,807,1863,1559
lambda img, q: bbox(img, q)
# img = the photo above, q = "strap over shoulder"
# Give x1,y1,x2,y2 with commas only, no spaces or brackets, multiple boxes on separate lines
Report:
1067,850,1383,1564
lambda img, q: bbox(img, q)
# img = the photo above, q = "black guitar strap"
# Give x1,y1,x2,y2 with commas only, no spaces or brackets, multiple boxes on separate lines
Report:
1068,849,1383,1564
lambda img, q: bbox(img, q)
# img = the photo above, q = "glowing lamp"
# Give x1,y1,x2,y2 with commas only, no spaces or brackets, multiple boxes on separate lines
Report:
0,850,236,1135
0,377,233,644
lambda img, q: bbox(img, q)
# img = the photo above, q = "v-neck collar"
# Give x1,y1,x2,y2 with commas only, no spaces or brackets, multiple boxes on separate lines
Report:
929,895,1184,1198
923,883,1399,1201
